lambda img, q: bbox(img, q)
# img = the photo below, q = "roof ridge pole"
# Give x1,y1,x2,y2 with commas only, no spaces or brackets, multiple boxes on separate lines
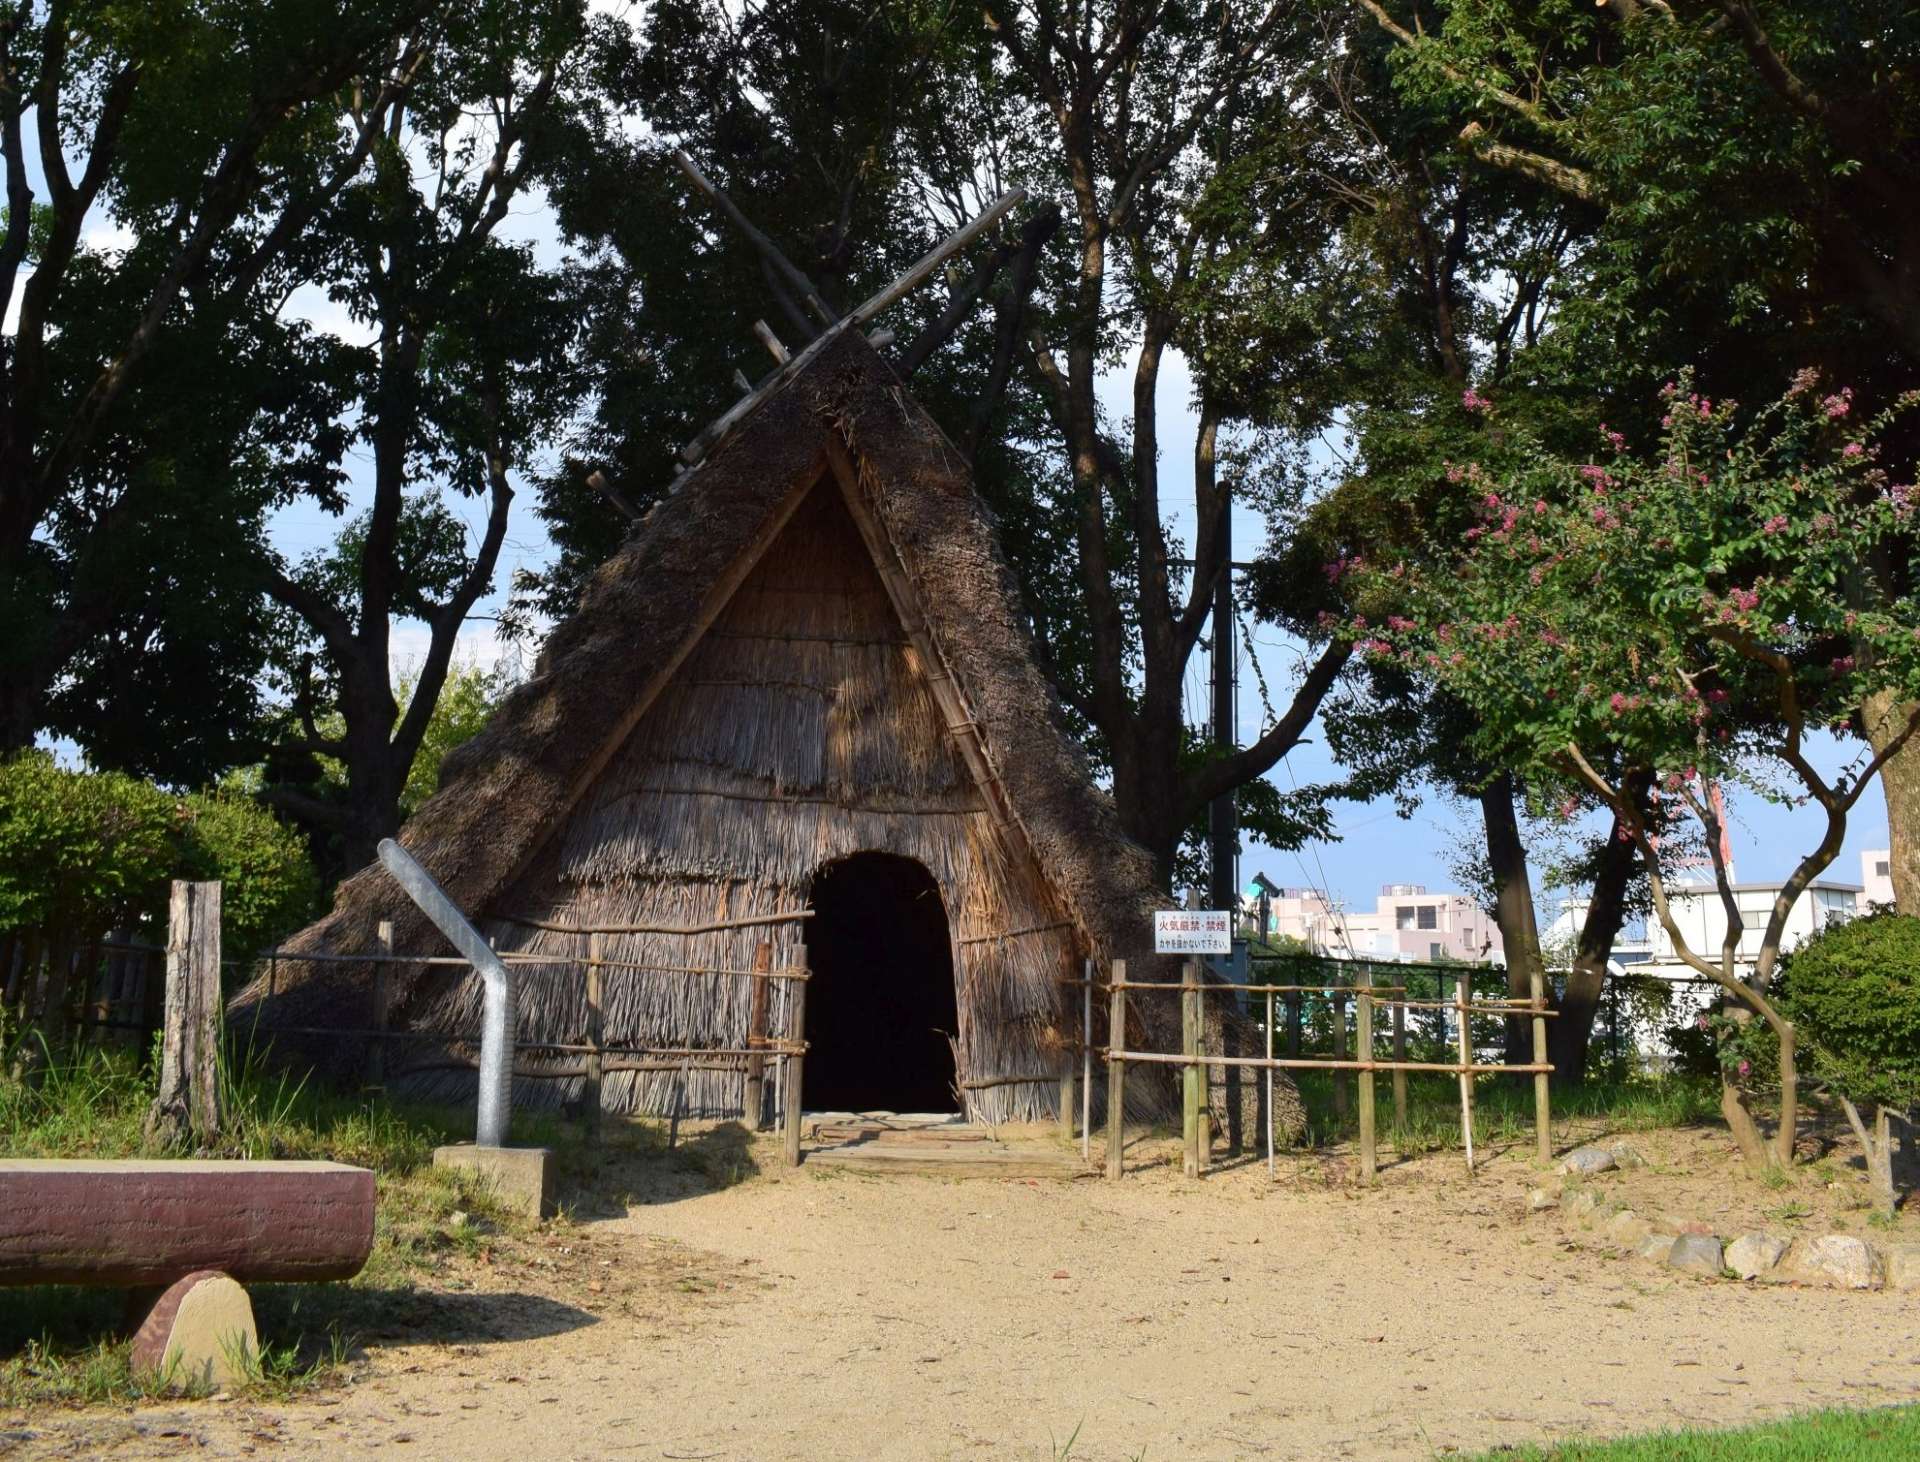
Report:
377,839,515,1148
672,149,837,331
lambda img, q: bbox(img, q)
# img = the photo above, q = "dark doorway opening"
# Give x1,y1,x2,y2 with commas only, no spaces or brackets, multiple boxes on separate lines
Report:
802,853,958,1113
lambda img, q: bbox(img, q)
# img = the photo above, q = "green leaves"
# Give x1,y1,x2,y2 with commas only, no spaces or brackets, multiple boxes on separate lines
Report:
1777,912,1920,1112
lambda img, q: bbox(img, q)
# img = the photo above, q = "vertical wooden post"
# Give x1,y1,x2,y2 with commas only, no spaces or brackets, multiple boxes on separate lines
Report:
1530,959,1551,1164
585,932,608,1139
145,881,223,1149
1455,969,1476,1173
1105,960,1127,1180
744,941,771,1133
1264,987,1275,1178
1059,1065,1075,1142
1182,959,1202,1179
1080,959,1093,1165
783,958,808,1168
366,919,393,1086
1331,972,1350,1122
1285,989,1302,1057
1356,963,1377,1183
1391,997,1409,1132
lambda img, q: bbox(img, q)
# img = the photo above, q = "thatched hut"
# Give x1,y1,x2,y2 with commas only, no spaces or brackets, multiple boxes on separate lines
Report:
239,328,1289,1130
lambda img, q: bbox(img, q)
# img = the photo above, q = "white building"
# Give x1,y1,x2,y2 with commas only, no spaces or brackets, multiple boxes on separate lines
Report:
1545,878,1860,981
1243,876,1503,964
1862,849,1895,909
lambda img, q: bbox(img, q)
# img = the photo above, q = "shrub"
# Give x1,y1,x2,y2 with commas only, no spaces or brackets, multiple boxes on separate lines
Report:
174,792,319,968
1777,911,1920,1114
0,753,180,938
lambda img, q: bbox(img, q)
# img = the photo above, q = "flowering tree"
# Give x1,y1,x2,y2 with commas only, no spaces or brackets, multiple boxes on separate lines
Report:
1351,373,1920,1172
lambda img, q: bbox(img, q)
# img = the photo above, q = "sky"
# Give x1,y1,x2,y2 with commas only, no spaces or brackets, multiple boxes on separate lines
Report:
10,45,1892,917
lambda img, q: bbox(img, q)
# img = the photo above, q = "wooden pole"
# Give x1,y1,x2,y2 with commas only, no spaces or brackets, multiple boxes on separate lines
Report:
1080,959,1093,1164
744,941,771,1132
586,932,607,1139
1357,963,1377,1183
145,881,222,1150
1182,959,1202,1179
366,919,393,1087
783,950,808,1168
1391,997,1408,1132
1530,958,1551,1164
1059,1065,1075,1142
1331,973,1350,1122
1286,989,1302,1057
1264,987,1275,1178
1105,960,1127,1180
1455,969,1476,1172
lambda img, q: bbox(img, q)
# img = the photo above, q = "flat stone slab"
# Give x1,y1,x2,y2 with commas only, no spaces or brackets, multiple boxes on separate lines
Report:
1883,1242,1920,1292
130,1269,257,1390
0,1160,374,1287
1779,1234,1883,1290
433,1145,554,1219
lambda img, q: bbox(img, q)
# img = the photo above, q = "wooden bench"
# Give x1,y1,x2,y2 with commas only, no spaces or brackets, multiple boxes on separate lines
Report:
0,1159,375,1386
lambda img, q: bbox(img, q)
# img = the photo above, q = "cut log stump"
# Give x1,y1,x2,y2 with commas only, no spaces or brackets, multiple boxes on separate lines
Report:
130,1269,258,1390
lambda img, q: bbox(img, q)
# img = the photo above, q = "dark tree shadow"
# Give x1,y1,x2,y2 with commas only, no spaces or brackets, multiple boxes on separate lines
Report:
552,1119,763,1221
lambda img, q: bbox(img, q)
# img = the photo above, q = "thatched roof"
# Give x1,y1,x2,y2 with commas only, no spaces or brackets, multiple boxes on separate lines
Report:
234,328,1172,1054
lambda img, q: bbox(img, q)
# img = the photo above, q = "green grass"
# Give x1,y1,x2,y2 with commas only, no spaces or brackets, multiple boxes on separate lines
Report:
1472,1404,1920,1459
1291,1070,1722,1154
0,1041,560,1408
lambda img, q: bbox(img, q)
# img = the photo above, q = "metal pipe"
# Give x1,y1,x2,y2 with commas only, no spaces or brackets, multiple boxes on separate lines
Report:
377,839,514,1148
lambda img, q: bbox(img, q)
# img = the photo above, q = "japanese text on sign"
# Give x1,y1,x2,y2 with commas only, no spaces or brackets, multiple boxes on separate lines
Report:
1153,909,1231,954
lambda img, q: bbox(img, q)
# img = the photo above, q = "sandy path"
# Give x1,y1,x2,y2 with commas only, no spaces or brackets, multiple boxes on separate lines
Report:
17,1138,1920,1460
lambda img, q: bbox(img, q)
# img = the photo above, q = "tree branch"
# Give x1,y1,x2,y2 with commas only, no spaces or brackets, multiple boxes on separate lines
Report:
1185,639,1353,807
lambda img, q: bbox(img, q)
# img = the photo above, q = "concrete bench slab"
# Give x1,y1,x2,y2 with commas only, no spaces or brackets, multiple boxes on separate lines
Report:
0,1159,375,1288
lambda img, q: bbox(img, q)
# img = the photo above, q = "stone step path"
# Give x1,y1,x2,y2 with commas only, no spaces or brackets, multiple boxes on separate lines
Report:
800,1112,1091,1179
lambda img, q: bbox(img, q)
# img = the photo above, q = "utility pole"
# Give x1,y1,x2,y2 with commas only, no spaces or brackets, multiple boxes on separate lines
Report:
1208,496,1236,914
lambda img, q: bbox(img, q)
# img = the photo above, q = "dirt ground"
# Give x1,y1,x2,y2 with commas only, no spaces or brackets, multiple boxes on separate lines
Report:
9,1118,1920,1461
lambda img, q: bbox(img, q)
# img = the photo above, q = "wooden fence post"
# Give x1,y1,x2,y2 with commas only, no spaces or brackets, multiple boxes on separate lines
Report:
1285,989,1302,1057
1059,1060,1076,1143
366,919,393,1087
1331,973,1350,1122
1391,998,1409,1132
1530,960,1551,1164
744,941,771,1133
1455,969,1476,1173
783,955,808,1168
1182,958,1202,1179
1105,960,1127,1180
145,881,223,1150
586,932,607,1139
1357,964,1377,1183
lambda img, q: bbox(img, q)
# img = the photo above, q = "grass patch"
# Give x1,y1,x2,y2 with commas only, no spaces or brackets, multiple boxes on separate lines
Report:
1290,1070,1722,1154
1473,1403,1920,1459
0,1042,562,1409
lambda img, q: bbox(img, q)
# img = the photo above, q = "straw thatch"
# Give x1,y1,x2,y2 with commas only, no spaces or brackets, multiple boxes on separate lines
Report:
234,328,1300,1132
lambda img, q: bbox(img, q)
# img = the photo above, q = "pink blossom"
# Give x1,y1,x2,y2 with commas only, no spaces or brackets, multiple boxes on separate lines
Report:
1832,655,1856,674
1762,515,1788,534
1843,442,1864,458
1387,616,1416,632
1533,500,1549,515
1462,388,1490,414
1580,465,1612,490
1823,389,1852,419
1728,587,1760,612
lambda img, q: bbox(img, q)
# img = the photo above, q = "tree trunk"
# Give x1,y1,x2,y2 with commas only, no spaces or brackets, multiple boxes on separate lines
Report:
1863,689,1920,912
145,881,224,1152
1547,812,1640,1087
1839,1096,1897,1218
1479,773,1543,1063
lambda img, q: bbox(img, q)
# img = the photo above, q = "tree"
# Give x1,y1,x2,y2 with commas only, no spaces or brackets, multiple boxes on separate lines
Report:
253,0,617,871
0,0,438,757
1357,373,1920,1170
1352,0,1920,912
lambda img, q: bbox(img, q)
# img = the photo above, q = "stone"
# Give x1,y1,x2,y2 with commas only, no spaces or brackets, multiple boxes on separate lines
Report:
1725,1232,1790,1280
1668,1234,1724,1277
1881,1243,1920,1292
432,1145,554,1220
1556,1146,1617,1177
1605,1210,1654,1248
130,1270,257,1391
1634,1234,1679,1264
1607,1143,1647,1169
1779,1234,1883,1290
1564,1189,1600,1222
1527,1187,1559,1211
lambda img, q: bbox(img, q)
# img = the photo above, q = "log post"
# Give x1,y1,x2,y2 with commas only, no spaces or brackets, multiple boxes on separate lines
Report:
1455,969,1476,1173
366,920,393,1087
1182,959,1202,1179
1331,972,1350,1122
744,941,770,1132
1530,959,1551,1164
145,882,223,1151
1357,964,1377,1183
1264,987,1275,1178
1285,989,1302,1057
783,957,808,1168
1105,961,1127,1180
585,932,607,1139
